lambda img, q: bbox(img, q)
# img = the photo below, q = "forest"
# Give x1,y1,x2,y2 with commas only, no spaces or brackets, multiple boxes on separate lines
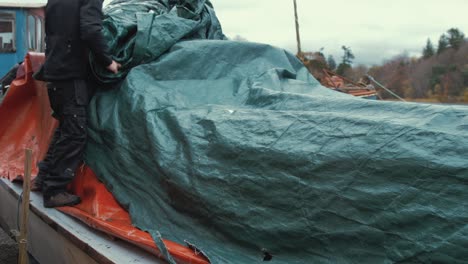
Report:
304,28,468,103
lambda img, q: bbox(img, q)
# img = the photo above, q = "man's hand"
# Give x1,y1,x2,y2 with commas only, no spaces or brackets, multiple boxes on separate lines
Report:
106,60,121,74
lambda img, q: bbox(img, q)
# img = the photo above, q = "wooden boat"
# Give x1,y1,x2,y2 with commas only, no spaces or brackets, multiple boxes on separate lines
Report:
320,69,379,99
292,1,377,100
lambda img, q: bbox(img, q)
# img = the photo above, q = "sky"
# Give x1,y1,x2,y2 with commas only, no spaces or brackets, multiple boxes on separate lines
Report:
211,0,468,66
101,0,468,66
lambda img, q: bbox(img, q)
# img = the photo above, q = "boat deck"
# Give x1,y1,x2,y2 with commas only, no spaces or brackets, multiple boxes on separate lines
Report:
0,178,165,264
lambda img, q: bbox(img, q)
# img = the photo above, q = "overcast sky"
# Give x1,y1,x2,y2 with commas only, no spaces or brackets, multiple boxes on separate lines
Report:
102,0,468,66
212,0,468,66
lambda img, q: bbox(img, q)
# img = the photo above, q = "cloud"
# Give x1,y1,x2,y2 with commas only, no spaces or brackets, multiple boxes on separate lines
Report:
212,0,468,65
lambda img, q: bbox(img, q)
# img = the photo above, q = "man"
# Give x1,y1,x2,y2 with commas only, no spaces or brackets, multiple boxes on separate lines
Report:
32,0,120,208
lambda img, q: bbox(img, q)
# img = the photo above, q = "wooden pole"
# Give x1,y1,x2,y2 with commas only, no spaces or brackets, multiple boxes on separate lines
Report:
18,149,32,264
293,0,302,56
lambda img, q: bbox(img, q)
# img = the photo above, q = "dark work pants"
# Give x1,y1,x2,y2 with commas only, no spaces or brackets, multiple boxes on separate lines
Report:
36,127,61,183
42,80,88,197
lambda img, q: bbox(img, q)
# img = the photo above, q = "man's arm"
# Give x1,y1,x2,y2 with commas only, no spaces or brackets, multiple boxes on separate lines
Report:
80,0,113,68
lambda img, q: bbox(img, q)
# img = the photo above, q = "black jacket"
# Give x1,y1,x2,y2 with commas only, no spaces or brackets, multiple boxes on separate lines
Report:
42,0,112,81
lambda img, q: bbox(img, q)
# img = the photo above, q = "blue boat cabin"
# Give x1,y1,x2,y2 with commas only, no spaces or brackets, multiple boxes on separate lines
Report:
0,1,46,77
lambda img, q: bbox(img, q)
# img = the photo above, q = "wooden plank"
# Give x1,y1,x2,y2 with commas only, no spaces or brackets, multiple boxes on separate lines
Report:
18,149,32,264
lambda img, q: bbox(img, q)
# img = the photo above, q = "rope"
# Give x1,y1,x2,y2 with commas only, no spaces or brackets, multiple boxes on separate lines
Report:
367,75,406,102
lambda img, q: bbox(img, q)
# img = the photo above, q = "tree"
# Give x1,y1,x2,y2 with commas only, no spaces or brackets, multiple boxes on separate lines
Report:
437,34,449,54
318,47,325,57
341,46,355,65
347,64,369,82
368,38,468,102
336,63,351,76
422,38,435,59
327,55,337,70
336,46,355,75
447,28,465,50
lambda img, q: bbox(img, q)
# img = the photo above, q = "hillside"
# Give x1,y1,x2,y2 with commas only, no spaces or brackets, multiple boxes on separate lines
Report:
369,40,468,103
301,28,468,103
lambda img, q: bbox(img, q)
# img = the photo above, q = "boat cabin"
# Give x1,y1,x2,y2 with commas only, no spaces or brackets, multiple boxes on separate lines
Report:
0,0,46,77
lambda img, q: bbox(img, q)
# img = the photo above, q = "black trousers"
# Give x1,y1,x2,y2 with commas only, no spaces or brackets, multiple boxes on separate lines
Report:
41,80,88,197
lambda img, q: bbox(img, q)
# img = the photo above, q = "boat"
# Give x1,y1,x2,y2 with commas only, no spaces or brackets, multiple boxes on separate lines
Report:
0,0,46,77
0,53,209,264
292,1,378,100
1,1,466,262
320,69,379,99
0,177,164,264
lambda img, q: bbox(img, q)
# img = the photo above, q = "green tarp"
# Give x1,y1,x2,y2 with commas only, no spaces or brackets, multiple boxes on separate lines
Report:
87,1,468,263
